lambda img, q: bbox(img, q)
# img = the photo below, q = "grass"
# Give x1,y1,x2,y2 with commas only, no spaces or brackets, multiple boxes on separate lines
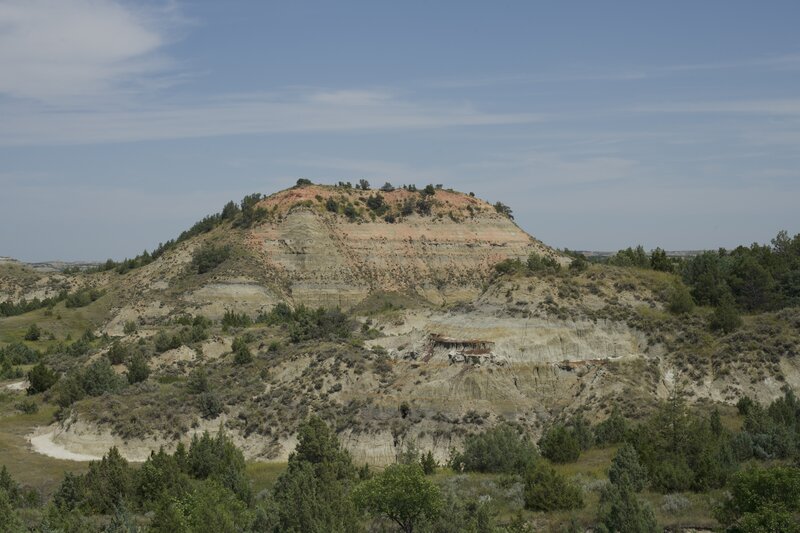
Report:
246,461,287,494
551,445,617,479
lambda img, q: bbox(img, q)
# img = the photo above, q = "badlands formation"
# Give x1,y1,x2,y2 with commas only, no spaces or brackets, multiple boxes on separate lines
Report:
5,184,795,464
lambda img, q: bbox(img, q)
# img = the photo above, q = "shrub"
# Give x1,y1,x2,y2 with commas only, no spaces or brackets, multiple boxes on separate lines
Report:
24,323,41,341
15,398,38,414
737,396,755,416
123,321,138,335
187,367,210,394
192,244,231,274
539,425,581,463
710,293,742,333
106,341,129,365
527,253,561,274
595,406,628,445
151,479,251,533
153,331,182,353
494,258,524,275
232,337,253,365
65,288,104,308
222,310,251,328
198,392,223,419
415,197,433,215
570,414,594,450
325,197,339,213
716,466,800,530
126,353,150,384
366,193,387,214
667,282,695,315
27,362,59,394
493,202,513,219
661,493,690,513
569,254,589,273
283,306,353,343
1,342,40,365
400,198,415,216
53,373,87,408
450,423,538,474
80,359,123,397
523,461,583,511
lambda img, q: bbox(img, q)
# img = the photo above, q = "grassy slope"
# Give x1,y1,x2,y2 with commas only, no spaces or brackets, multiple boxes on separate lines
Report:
0,295,115,349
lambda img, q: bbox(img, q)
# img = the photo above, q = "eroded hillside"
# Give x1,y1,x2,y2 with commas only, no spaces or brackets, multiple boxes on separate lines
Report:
2,182,798,468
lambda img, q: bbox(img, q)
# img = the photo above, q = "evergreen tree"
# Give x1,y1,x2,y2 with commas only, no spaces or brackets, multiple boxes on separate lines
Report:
539,424,581,463
710,292,742,333
420,450,437,475
82,447,134,513
596,482,657,533
187,431,250,502
27,362,59,394
0,488,25,533
269,416,360,532
24,323,42,341
609,444,648,492
667,282,695,315
450,423,538,474
523,461,583,512
650,247,673,272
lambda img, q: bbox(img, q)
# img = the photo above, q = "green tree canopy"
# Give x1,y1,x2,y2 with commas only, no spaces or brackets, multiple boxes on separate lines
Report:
353,463,442,533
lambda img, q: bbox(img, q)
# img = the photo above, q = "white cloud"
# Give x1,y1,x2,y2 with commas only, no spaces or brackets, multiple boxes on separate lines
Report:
0,0,177,102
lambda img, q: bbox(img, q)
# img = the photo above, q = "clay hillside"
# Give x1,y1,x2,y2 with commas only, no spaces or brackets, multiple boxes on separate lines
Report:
1,181,798,468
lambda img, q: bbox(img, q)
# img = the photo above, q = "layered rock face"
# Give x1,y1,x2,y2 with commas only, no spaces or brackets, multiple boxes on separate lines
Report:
247,185,558,307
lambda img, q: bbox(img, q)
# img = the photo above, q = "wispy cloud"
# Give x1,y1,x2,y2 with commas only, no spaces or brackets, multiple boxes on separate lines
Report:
0,89,543,145
629,99,800,115
422,53,800,89
0,0,182,103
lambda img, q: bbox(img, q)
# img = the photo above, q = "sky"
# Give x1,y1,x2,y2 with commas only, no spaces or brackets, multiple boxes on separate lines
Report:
1,1,799,261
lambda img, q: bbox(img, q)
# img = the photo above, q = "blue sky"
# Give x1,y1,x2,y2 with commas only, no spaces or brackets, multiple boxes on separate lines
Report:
1,1,799,261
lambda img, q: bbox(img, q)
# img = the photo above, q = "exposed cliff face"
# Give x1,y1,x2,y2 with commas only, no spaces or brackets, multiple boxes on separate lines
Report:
246,185,559,307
